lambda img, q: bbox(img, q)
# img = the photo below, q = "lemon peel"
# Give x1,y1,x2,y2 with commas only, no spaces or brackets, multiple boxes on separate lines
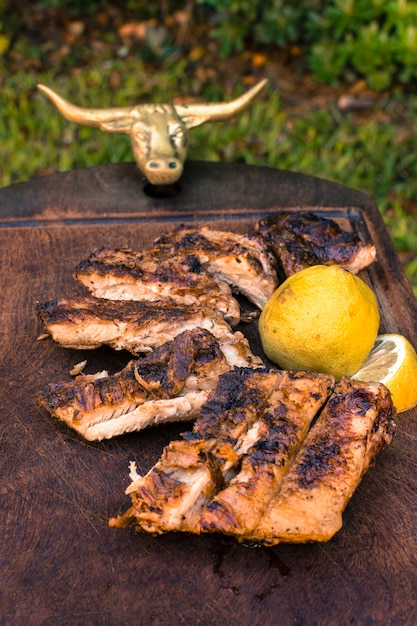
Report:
258,265,380,380
352,334,417,413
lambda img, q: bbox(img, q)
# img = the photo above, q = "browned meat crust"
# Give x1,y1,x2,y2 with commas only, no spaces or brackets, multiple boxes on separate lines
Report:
38,328,252,441
110,370,395,543
154,225,278,308
109,368,335,535
252,377,396,544
199,370,335,537
116,438,241,534
37,295,252,357
75,247,241,325
254,211,377,277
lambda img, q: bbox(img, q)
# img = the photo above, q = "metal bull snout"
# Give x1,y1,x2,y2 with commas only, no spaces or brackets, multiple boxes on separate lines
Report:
37,79,268,185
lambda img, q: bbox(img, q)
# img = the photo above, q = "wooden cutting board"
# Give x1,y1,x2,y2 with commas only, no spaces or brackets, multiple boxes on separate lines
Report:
1,161,416,625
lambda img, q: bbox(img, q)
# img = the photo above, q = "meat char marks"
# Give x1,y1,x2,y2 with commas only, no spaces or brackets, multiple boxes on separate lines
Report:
110,370,395,544
252,377,396,544
75,247,241,326
154,225,278,309
109,367,334,535
38,328,260,441
73,215,376,326
254,211,377,277
37,295,258,359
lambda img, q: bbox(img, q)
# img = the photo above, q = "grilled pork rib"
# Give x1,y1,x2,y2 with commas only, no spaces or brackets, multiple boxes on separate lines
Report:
199,370,335,537
252,377,396,544
110,370,395,543
38,328,260,441
37,296,256,358
109,368,335,534
154,225,278,309
254,211,377,277
75,248,241,326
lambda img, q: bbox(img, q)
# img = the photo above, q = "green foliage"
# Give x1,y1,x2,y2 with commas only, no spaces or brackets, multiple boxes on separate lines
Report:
308,0,417,89
36,0,106,15
195,0,319,57
197,0,417,90
0,1,11,56
0,28,10,56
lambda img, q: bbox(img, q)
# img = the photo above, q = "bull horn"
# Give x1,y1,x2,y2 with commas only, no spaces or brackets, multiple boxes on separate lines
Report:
175,78,268,128
37,84,135,132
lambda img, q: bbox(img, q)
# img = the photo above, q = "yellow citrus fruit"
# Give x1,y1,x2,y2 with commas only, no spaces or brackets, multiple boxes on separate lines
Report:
258,264,380,379
352,334,417,413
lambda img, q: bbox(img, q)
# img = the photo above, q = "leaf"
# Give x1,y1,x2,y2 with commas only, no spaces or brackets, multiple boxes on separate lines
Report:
0,33,10,56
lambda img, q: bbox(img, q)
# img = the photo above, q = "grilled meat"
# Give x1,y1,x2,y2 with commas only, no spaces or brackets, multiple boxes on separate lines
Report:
199,370,335,537
109,368,335,534
254,211,377,277
154,225,278,309
37,295,257,359
37,212,391,542
75,247,241,326
114,437,242,534
38,328,260,441
110,371,395,543
252,377,396,544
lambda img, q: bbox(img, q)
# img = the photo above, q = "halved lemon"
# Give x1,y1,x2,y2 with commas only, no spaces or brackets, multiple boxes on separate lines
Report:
352,334,417,413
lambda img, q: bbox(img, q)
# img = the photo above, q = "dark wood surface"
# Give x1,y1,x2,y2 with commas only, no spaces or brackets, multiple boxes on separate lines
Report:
1,161,416,625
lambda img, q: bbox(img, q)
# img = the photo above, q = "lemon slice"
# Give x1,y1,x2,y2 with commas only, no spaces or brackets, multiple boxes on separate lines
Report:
352,334,417,413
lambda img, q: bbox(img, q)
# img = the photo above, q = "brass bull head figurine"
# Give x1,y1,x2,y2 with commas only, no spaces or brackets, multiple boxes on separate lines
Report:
37,79,268,185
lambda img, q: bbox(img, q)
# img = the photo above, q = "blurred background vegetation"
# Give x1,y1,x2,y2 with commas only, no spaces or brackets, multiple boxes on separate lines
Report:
1,0,417,296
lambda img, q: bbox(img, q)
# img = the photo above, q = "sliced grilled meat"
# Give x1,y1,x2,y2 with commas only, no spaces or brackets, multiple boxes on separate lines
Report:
199,370,335,537
37,295,256,359
154,225,278,309
115,438,241,534
75,247,241,326
250,377,396,544
109,368,335,534
38,328,258,441
110,371,395,543
254,211,376,277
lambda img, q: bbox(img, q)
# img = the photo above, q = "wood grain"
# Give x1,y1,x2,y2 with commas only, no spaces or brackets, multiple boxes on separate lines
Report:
0,161,416,625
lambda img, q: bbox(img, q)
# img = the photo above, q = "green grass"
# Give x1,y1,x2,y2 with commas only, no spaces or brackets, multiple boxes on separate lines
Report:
1,45,417,297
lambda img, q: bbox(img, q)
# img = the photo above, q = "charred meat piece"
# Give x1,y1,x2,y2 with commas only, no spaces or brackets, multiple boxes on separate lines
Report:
191,366,284,443
110,366,274,533
154,225,278,309
113,438,242,534
250,377,396,545
75,247,240,326
110,371,395,543
199,370,335,538
37,295,258,360
254,211,376,277
109,368,335,535
38,328,258,441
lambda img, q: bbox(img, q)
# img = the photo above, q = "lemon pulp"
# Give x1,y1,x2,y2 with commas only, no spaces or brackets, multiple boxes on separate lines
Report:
352,334,417,413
